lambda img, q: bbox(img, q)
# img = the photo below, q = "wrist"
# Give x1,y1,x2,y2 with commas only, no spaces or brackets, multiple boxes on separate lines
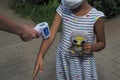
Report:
38,54,44,59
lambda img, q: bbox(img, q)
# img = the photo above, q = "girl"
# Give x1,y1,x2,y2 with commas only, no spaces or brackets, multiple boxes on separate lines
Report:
33,0,106,80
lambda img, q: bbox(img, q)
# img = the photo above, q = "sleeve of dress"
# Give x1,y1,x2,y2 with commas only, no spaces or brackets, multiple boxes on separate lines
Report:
95,11,105,22
56,4,64,18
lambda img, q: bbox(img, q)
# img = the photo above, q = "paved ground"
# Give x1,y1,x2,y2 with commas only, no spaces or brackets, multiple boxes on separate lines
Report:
0,0,120,80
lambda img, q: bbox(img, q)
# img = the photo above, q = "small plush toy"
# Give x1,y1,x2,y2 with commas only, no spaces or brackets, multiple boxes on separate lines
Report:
70,30,89,55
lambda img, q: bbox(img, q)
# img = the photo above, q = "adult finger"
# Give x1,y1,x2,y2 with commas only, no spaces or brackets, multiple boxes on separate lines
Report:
36,32,40,38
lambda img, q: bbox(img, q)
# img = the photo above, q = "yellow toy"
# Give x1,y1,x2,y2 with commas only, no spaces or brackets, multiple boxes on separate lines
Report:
70,30,89,55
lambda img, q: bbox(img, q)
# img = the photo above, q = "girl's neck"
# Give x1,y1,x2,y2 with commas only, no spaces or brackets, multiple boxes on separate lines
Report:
72,1,92,16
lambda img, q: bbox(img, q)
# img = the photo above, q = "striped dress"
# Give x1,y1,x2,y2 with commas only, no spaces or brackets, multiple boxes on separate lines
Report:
56,4,105,80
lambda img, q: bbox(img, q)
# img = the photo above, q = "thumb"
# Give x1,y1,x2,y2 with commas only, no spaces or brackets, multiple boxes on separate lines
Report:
39,63,43,73
36,32,40,38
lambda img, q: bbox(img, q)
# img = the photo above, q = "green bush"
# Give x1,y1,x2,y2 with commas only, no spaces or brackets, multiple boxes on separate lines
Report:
10,0,120,25
10,0,58,25
89,0,120,18
23,0,51,4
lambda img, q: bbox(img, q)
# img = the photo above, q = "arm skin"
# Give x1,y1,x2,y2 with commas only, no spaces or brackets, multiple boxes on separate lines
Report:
92,17,106,52
83,17,106,53
0,14,25,35
33,13,62,80
0,14,38,41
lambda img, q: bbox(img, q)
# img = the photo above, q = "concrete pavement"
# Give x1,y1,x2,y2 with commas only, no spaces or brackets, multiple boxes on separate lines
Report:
0,0,120,80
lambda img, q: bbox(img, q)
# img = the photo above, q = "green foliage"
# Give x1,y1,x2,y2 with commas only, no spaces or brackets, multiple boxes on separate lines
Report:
89,0,120,18
10,0,120,26
10,0,58,25
23,0,51,4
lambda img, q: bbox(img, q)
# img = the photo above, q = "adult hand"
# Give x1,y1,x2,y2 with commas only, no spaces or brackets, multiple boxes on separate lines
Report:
20,25,39,42
33,57,44,80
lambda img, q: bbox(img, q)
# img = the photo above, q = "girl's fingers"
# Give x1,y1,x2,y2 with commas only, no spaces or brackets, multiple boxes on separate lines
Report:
33,64,39,80
33,59,43,80
83,44,91,49
40,64,43,73
83,44,92,54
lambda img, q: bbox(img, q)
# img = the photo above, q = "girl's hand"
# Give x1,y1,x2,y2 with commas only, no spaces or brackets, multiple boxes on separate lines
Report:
33,57,44,80
82,43,92,54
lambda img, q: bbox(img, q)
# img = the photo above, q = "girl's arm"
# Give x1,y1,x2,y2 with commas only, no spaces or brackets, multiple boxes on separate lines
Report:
83,17,106,53
92,17,106,52
33,13,62,80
